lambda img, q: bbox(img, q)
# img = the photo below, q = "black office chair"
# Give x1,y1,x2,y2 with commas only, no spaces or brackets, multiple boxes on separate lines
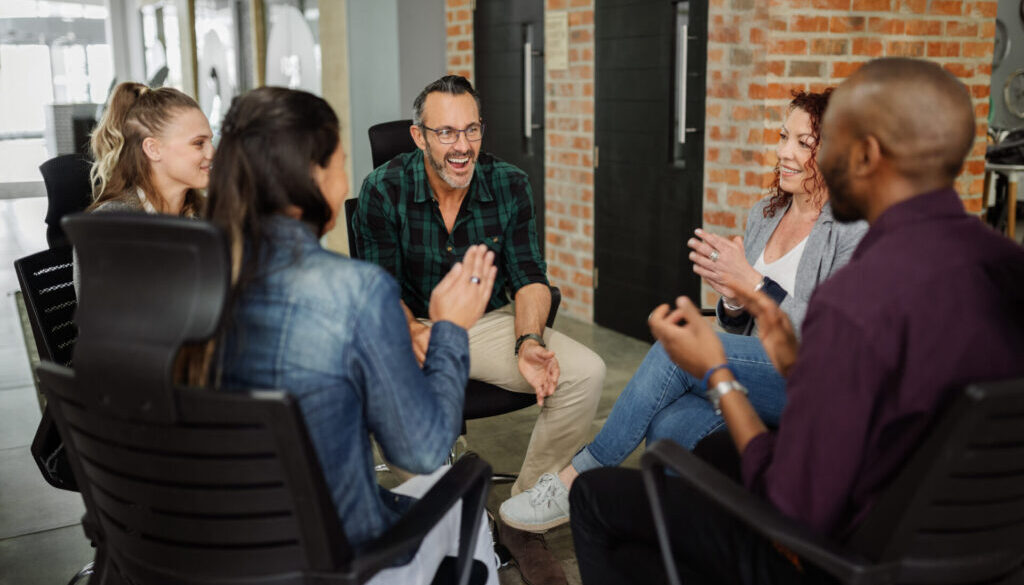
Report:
14,245,79,492
39,154,93,248
369,119,417,169
38,213,491,585
642,378,1024,585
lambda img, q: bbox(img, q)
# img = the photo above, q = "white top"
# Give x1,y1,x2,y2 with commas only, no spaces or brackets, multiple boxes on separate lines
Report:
753,235,809,296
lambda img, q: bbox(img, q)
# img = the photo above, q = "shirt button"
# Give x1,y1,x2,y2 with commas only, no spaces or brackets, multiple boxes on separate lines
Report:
492,237,499,242
446,246,453,252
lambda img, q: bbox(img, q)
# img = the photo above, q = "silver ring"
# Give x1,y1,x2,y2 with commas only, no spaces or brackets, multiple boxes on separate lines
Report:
709,250,720,262
469,276,481,284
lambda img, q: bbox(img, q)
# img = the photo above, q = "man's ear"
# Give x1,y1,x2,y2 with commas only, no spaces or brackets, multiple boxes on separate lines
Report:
851,134,882,178
142,136,161,162
410,124,426,151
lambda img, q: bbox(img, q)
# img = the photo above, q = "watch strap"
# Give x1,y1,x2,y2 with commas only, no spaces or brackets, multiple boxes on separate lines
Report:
708,379,748,415
515,333,546,357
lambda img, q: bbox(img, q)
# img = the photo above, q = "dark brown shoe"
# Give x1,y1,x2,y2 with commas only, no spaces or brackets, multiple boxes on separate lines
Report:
497,522,568,585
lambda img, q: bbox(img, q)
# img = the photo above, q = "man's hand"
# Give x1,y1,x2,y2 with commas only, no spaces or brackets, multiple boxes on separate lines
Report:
517,341,560,406
409,321,431,366
732,286,799,377
648,296,727,379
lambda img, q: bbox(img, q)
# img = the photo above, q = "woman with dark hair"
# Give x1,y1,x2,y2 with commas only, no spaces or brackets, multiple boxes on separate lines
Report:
500,89,868,533
205,87,498,584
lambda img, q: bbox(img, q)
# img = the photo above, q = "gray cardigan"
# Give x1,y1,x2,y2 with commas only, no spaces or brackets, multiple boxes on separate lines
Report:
716,197,867,338
72,193,147,298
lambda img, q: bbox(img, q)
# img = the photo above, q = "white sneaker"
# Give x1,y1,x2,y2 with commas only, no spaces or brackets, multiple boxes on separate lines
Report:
498,473,570,533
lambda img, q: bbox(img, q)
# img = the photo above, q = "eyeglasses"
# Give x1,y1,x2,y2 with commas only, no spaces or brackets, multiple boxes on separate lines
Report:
420,122,485,144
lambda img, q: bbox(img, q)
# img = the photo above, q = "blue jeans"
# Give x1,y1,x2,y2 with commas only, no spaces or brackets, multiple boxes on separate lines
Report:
571,333,786,472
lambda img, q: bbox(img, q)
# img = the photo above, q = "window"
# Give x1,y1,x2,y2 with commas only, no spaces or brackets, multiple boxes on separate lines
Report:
0,0,113,186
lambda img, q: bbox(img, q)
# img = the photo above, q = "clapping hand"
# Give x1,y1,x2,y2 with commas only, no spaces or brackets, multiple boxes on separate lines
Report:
688,228,761,302
428,245,497,331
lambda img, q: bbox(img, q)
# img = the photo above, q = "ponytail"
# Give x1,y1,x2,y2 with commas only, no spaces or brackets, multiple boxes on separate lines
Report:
90,82,148,202
88,82,204,214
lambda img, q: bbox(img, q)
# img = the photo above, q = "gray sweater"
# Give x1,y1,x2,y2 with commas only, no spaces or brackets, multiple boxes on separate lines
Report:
716,197,868,338
72,193,147,298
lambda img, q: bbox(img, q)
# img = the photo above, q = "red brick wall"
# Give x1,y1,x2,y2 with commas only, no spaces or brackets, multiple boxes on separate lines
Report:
446,0,993,318
701,0,995,306
446,0,474,82
445,0,597,321
542,1,596,321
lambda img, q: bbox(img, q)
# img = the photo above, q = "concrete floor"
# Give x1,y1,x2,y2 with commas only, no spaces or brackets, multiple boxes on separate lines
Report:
0,196,653,585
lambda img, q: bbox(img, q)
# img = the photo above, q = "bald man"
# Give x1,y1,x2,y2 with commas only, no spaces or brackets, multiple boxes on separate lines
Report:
569,58,1024,585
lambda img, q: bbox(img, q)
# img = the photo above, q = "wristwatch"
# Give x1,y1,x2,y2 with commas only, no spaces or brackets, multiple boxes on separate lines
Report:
706,379,749,415
515,333,546,357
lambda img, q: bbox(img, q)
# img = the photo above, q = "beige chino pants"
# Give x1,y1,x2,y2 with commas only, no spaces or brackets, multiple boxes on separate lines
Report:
424,305,605,495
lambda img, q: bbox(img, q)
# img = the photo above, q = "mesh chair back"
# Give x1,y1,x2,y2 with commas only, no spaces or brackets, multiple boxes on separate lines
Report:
14,245,77,367
39,365,353,584
39,154,93,248
847,378,1024,583
41,214,355,584
368,119,417,169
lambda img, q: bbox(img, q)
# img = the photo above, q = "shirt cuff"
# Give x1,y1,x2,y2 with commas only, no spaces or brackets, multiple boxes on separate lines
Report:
760,277,788,306
740,430,777,495
425,320,470,360
425,319,468,348
508,271,549,295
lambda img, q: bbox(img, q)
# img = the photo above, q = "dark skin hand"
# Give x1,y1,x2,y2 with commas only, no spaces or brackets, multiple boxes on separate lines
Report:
648,295,770,453
730,286,800,378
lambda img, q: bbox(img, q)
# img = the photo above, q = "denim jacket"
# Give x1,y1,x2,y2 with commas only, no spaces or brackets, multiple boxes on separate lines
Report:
217,215,468,548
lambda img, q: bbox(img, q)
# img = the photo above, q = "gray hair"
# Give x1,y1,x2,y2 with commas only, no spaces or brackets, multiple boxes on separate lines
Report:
412,75,482,126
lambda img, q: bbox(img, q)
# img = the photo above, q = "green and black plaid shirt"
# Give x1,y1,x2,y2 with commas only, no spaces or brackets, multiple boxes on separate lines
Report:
354,150,548,318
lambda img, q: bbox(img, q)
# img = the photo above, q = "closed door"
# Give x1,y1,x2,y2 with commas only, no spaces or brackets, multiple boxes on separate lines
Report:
473,0,546,252
594,0,707,340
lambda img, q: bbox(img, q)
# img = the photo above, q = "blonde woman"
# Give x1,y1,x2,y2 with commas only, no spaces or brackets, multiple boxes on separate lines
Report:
74,83,213,294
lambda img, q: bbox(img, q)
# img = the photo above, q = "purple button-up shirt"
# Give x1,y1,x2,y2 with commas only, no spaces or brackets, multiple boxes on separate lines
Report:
741,188,1024,537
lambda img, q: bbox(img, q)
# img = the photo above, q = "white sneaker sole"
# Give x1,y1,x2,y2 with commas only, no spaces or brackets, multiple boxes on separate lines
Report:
499,510,570,533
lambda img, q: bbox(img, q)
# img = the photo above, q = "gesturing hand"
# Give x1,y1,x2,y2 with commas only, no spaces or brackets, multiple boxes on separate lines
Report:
688,228,761,302
409,322,430,366
518,342,560,406
732,286,799,377
648,296,727,379
429,245,497,331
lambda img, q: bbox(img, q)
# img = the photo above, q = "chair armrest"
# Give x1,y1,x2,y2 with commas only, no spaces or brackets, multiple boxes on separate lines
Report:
546,286,561,329
641,440,894,585
349,456,492,585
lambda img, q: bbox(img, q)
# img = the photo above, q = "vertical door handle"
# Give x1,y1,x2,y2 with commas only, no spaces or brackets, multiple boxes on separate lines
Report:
677,23,688,144
524,39,533,139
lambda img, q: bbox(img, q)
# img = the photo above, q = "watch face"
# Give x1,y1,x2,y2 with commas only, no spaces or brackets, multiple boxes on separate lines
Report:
994,19,1009,69
1006,69,1024,119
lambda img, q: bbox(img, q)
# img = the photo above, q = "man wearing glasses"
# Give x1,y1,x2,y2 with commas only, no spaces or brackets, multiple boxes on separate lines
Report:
355,75,605,585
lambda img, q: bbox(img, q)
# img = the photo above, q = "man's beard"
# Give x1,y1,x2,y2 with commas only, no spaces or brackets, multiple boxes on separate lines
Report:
425,140,475,189
822,155,863,223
